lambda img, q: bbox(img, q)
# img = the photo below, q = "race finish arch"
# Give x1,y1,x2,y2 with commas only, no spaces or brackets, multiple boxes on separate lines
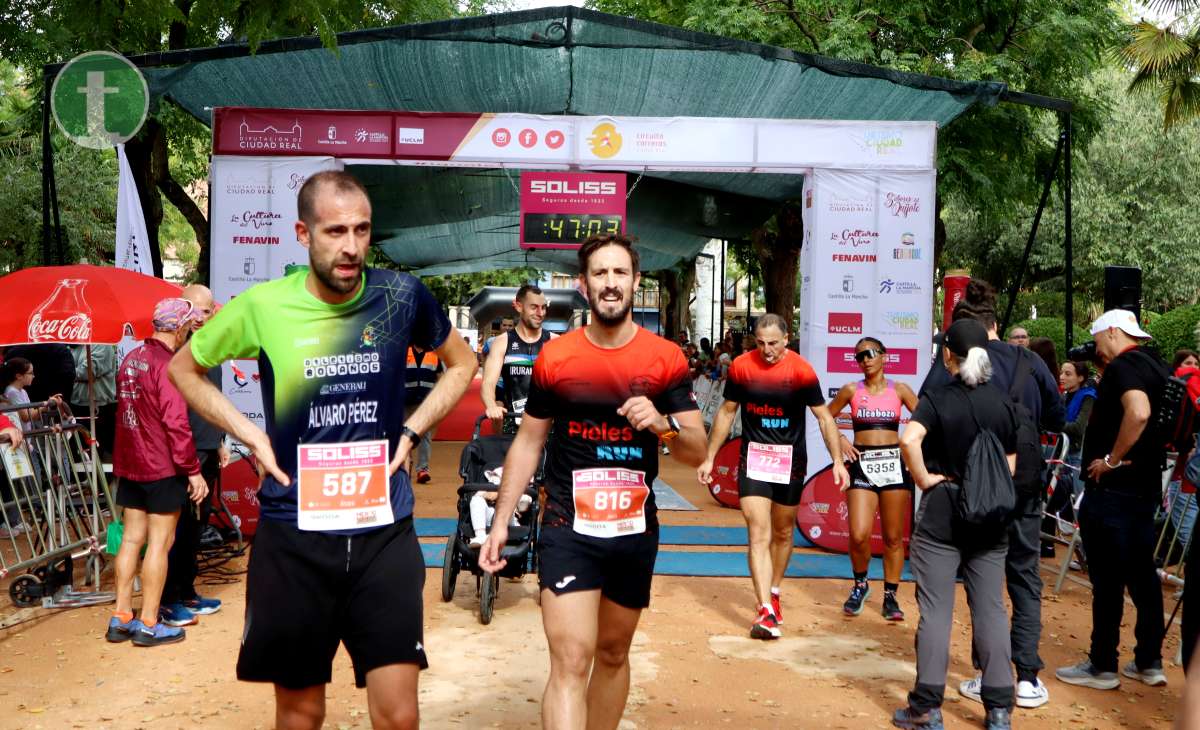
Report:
208,107,937,552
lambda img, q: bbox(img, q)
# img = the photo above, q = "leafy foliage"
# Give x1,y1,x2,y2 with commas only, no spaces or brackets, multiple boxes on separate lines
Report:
1012,317,1090,364
1146,304,1200,359
1120,3,1200,130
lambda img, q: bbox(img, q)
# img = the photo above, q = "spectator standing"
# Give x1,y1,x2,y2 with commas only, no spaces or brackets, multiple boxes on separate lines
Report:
405,343,442,483
71,344,119,458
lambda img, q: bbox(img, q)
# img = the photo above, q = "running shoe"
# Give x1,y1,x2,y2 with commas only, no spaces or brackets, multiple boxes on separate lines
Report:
416,468,431,484
1121,660,1168,687
1055,659,1120,690
958,676,982,704
159,603,199,627
985,708,1011,730
105,614,136,643
750,606,781,640
881,590,904,621
1016,678,1050,708
843,580,870,616
183,596,222,615
770,592,782,625
130,619,185,647
891,706,944,729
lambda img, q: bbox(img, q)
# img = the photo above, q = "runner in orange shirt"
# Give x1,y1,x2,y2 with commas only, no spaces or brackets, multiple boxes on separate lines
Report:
698,314,848,639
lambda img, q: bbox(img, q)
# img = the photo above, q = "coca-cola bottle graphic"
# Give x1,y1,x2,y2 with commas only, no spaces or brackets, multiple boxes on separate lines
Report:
27,279,93,342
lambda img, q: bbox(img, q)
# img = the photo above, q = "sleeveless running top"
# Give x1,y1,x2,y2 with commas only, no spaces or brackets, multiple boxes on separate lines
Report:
851,379,902,433
500,329,552,415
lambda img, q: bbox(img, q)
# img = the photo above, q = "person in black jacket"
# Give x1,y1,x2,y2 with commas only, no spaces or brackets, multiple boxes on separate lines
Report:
893,318,1019,730
922,279,1064,708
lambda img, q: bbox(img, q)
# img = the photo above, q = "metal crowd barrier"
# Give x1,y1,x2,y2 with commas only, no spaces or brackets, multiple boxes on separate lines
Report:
1038,433,1090,594
0,400,115,611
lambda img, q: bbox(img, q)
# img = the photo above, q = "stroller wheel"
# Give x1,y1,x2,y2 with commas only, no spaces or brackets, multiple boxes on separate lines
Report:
441,534,459,602
480,572,498,625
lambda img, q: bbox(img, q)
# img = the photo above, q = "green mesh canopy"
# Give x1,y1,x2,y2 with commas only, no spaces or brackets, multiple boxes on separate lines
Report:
141,6,1004,273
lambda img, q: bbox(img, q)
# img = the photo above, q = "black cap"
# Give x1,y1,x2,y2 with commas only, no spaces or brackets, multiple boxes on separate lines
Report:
944,318,988,357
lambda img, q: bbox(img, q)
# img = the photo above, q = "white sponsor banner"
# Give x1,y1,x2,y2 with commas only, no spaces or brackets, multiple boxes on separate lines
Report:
757,120,936,172
797,168,937,477
114,143,154,364
450,114,574,167
578,116,756,171
209,155,341,431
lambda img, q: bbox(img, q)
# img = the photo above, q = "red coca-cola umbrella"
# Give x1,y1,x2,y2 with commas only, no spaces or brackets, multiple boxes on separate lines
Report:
0,264,182,346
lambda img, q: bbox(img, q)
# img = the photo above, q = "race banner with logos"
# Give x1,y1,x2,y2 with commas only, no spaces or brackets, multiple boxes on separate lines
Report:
212,107,936,171
796,168,937,491
209,154,341,432
519,171,626,250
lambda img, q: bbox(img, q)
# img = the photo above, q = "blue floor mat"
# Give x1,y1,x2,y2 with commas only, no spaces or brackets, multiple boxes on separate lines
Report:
417,519,814,548
421,543,910,581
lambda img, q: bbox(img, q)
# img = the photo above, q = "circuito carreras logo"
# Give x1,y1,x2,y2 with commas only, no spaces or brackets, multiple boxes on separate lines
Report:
587,122,622,159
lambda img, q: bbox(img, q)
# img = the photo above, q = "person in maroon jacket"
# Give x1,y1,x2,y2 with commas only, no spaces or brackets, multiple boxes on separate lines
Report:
105,298,209,648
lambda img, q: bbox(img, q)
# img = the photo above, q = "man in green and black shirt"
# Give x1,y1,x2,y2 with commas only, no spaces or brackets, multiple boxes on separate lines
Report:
170,170,477,729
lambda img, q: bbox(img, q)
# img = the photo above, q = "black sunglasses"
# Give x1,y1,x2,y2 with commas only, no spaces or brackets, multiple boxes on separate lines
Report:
854,348,885,363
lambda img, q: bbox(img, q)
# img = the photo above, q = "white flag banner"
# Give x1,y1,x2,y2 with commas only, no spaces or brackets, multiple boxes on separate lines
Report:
115,144,153,275
115,143,155,364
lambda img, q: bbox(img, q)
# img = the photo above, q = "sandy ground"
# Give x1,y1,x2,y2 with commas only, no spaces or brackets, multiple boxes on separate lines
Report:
0,442,1186,729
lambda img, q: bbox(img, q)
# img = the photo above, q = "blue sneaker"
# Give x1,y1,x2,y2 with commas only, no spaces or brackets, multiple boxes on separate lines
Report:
105,614,136,643
130,619,185,647
183,596,222,615
159,603,199,627
892,706,944,729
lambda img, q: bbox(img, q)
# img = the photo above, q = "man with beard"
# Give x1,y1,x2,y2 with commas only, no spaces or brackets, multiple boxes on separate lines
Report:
479,234,706,730
169,170,477,730
481,284,555,434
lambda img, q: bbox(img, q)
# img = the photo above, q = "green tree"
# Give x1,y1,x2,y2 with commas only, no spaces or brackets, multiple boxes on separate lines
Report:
590,0,1123,318
0,0,489,279
942,66,1200,318
1120,1,1200,130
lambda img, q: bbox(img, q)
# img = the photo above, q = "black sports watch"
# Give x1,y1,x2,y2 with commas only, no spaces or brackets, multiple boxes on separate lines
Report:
401,426,421,449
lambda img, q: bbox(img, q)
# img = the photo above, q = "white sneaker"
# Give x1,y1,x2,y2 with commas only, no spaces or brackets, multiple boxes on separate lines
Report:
958,676,982,704
1121,660,1167,687
1016,678,1049,708
468,532,486,548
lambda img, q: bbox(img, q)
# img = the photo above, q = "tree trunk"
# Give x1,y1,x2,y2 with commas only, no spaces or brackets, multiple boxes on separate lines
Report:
677,258,697,338
658,269,680,340
933,193,946,277
752,202,803,326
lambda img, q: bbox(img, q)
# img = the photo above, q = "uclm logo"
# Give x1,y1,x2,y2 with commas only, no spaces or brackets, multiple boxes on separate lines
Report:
529,180,618,195
828,312,862,335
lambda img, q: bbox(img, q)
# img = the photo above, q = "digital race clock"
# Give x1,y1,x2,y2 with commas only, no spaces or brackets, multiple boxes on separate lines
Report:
521,213,624,246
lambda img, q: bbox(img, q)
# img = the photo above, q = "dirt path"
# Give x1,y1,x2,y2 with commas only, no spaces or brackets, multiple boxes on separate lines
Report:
0,443,1184,729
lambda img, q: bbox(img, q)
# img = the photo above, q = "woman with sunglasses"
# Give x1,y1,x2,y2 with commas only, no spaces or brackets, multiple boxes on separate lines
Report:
827,336,918,620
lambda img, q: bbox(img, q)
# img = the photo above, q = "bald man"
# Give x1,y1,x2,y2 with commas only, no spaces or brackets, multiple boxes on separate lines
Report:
159,285,229,627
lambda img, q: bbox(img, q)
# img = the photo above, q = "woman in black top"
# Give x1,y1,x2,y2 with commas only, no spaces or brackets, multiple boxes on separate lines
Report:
892,319,1019,730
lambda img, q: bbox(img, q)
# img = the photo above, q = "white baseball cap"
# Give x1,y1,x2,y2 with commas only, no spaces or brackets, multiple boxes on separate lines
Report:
1089,309,1152,339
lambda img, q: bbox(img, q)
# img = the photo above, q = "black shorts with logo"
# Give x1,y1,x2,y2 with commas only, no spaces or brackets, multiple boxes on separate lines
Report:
237,516,427,689
116,475,189,514
537,525,658,609
847,444,913,493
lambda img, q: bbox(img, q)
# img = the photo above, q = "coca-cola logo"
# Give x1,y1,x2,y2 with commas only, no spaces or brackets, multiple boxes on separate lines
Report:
885,193,921,218
231,210,281,229
831,229,878,247
28,312,92,342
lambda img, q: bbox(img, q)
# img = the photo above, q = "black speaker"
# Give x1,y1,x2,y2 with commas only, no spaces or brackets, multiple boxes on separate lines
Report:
1104,266,1142,322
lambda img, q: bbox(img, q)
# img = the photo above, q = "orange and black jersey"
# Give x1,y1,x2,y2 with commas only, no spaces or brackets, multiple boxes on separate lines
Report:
724,350,824,485
524,327,697,528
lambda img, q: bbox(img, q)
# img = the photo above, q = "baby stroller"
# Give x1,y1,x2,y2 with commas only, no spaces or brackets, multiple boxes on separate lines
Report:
441,415,542,624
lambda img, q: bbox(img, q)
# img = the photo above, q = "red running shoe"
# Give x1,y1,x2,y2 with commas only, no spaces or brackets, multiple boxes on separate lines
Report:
750,606,781,640
416,468,431,484
770,592,783,625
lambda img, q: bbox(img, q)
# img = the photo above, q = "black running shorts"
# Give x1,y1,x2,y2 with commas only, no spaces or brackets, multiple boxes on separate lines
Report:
537,525,658,609
738,474,804,506
116,476,188,514
237,516,428,689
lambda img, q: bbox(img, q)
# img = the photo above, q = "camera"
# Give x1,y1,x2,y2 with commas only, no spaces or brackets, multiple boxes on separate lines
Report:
1067,341,1097,363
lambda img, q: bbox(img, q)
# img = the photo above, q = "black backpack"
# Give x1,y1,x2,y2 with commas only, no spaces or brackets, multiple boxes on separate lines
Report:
1127,349,1188,452
955,388,1018,526
1005,349,1047,495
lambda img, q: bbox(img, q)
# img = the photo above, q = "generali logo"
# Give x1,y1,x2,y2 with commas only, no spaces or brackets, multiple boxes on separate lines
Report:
828,312,862,335
885,192,920,217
